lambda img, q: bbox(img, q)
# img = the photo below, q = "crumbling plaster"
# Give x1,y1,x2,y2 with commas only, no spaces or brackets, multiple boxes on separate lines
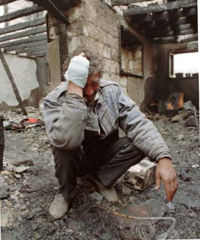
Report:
0,53,39,109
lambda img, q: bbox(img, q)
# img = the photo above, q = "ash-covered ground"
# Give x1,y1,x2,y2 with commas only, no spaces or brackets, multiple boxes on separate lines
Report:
1,107,199,240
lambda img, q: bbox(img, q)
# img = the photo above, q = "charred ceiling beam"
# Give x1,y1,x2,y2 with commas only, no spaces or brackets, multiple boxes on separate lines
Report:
3,40,46,51
0,5,44,23
0,26,46,42
0,34,47,48
121,25,140,49
0,18,46,35
178,29,195,35
31,0,69,24
124,0,197,16
111,0,154,5
0,0,16,5
153,36,176,43
16,46,47,54
179,33,198,42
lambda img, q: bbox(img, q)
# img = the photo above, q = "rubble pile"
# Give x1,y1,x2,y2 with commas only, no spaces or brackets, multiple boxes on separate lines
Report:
0,107,199,239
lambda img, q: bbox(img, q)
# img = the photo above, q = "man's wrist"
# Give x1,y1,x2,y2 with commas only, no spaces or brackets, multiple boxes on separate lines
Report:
68,81,83,97
157,157,172,164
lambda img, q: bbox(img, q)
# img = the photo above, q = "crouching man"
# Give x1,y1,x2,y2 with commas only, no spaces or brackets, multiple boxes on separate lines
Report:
43,51,178,219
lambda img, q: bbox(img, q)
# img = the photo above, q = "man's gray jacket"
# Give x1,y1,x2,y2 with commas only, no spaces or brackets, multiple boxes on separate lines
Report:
43,79,171,162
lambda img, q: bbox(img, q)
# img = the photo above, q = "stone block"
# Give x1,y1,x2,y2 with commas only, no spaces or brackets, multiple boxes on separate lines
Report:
103,45,111,59
125,157,156,191
111,47,119,61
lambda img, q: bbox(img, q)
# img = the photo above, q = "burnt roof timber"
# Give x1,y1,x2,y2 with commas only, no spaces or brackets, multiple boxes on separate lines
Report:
0,0,16,5
16,46,47,54
0,5,44,23
123,0,197,16
0,17,46,35
111,0,154,6
0,34,47,48
179,33,198,42
0,26,46,42
3,40,46,51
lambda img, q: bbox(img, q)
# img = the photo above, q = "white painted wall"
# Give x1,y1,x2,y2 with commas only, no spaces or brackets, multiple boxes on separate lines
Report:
0,53,39,107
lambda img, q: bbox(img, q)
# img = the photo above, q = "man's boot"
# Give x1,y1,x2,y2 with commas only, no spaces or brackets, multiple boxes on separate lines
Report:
49,193,70,219
90,177,118,202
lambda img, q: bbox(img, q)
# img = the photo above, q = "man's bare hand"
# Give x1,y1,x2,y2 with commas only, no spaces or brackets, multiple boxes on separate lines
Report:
155,158,178,201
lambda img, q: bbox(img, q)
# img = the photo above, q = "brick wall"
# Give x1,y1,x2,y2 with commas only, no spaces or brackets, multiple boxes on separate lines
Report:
66,0,120,83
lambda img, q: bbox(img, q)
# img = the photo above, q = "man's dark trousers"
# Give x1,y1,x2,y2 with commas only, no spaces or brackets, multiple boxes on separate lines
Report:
52,130,145,200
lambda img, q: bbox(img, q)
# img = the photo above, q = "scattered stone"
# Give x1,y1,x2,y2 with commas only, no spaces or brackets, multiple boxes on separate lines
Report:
184,116,198,127
90,192,103,204
13,160,34,167
167,201,175,213
171,110,193,122
125,158,156,191
0,187,9,200
192,164,199,168
177,134,184,141
121,186,131,195
1,208,15,227
13,166,30,174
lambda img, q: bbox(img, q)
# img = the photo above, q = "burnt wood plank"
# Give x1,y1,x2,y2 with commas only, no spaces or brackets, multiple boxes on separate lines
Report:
0,34,47,48
0,0,16,5
4,40,46,51
0,5,44,23
124,0,197,16
0,26,46,42
0,18,46,35
111,0,154,5
16,46,47,54
179,33,198,42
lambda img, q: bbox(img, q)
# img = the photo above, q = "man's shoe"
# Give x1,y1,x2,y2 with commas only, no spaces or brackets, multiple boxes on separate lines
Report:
49,193,70,219
91,178,118,203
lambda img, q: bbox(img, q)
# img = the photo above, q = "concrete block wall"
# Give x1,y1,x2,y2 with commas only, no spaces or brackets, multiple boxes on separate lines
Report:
66,0,120,83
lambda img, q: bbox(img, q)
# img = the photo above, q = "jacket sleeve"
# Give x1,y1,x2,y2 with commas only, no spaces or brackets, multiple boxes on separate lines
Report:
43,92,88,150
117,87,172,162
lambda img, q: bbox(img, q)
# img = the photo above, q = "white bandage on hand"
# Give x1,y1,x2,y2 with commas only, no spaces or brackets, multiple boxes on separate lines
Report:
64,55,90,88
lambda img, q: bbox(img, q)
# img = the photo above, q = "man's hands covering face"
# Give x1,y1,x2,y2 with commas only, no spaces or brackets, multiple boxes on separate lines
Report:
155,158,178,202
65,53,90,88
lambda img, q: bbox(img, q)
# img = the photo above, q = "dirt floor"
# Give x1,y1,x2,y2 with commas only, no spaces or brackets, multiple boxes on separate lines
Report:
0,107,200,240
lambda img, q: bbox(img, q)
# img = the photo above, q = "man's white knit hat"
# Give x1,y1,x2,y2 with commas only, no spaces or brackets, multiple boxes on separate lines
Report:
64,55,90,88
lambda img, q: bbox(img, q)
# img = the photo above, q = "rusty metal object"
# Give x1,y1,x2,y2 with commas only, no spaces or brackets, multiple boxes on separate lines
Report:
0,115,4,171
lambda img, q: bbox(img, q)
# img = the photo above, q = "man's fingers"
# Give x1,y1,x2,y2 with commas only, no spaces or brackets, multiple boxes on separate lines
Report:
155,171,161,190
164,181,172,201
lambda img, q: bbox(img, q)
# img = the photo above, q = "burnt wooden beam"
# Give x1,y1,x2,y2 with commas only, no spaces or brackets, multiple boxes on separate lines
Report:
4,40,46,51
175,16,187,25
153,36,176,43
184,7,197,16
31,0,69,24
155,11,168,20
175,23,192,31
124,0,197,16
0,0,16,5
0,115,4,171
0,49,27,115
179,33,198,42
0,26,46,42
16,46,47,54
178,29,195,35
111,0,154,5
0,5,44,23
0,18,46,35
0,34,47,49
31,0,80,10
187,41,198,50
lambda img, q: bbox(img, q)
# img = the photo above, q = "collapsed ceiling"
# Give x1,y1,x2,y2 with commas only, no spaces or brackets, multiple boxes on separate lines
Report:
111,0,197,44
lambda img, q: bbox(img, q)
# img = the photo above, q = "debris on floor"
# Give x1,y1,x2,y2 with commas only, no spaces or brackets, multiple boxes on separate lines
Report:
0,107,200,239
